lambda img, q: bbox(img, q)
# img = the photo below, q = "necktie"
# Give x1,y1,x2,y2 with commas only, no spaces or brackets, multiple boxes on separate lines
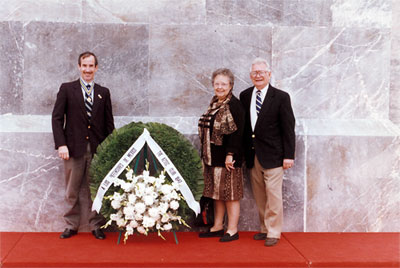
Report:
85,84,93,120
256,90,262,115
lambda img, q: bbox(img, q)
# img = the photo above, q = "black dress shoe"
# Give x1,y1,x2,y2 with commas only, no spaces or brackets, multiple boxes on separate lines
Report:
219,232,239,242
60,228,77,239
198,229,224,238
92,228,106,240
253,232,267,240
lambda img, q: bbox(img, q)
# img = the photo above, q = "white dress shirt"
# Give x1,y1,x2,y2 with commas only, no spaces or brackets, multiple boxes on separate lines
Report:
250,84,269,131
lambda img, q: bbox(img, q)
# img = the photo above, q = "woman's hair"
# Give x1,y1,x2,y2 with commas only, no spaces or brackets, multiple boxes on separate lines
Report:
211,68,234,88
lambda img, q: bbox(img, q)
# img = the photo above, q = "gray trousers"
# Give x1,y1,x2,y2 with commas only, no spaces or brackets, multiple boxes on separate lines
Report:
63,143,103,231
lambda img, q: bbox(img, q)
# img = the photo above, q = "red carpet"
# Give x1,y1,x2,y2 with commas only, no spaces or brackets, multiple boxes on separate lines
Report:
1,232,399,267
283,232,400,267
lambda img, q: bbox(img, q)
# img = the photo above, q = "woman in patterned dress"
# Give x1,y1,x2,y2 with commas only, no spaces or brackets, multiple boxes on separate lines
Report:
198,68,245,242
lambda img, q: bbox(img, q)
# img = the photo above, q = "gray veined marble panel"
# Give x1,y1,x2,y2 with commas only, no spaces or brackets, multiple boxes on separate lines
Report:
148,24,272,116
306,135,400,232
82,0,206,25
0,0,82,23
0,133,66,231
0,21,23,115
273,27,391,119
331,0,392,28
23,21,149,116
390,0,400,126
206,0,333,26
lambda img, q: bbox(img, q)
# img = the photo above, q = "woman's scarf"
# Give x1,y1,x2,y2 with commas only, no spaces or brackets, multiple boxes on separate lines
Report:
198,92,237,165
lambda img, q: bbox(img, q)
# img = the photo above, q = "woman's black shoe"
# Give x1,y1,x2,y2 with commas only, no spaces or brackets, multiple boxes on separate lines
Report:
198,229,224,238
219,232,239,242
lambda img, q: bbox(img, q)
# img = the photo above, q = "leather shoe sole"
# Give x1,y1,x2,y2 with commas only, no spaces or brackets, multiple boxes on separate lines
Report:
264,238,279,247
253,232,267,240
92,228,106,240
219,232,239,242
60,228,77,239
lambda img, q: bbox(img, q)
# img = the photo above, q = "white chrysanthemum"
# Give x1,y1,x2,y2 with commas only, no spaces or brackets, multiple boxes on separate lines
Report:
113,178,124,187
143,215,156,228
172,181,180,190
137,226,146,234
121,181,134,192
110,213,119,221
145,175,156,184
126,225,134,235
170,200,179,210
143,195,154,206
135,202,146,214
111,199,121,209
170,190,179,200
161,213,170,223
128,193,136,204
129,220,138,228
112,192,125,202
135,183,146,197
159,202,169,214
116,218,125,227
145,186,155,195
148,207,160,219
142,170,150,179
163,223,172,231
160,184,173,195
135,213,143,221
123,205,135,219
126,169,134,180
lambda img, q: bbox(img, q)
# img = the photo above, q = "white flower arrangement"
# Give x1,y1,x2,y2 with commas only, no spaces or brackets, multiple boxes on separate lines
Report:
103,163,189,243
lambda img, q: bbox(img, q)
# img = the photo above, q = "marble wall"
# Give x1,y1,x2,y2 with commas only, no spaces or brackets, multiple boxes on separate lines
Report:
1,0,399,233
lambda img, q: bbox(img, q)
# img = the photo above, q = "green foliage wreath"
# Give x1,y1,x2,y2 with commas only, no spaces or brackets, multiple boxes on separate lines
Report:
89,121,203,224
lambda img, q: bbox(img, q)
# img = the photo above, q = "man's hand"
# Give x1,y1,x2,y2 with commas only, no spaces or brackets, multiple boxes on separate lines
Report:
283,159,294,170
58,145,69,160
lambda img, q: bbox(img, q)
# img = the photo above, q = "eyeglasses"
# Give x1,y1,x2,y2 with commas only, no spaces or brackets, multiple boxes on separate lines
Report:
250,70,269,77
213,82,230,88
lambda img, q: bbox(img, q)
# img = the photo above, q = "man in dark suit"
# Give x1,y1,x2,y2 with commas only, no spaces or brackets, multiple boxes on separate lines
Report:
52,51,115,239
240,57,295,247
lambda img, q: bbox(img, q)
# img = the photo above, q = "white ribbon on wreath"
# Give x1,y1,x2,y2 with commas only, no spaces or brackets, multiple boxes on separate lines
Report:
92,128,200,215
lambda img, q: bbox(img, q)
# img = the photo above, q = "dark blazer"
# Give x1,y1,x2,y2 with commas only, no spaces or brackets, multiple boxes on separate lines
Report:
208,95,245,167
52,79,115,158
240,85,295,169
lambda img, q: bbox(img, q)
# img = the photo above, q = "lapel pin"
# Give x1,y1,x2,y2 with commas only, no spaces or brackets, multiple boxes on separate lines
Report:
98,94,102,99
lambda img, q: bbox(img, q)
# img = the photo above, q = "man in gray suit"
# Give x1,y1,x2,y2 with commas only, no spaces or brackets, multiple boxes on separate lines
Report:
52,52,115,239
240,58,295,247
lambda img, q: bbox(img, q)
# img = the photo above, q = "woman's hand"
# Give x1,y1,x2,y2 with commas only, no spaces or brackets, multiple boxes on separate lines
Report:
225,154,235,171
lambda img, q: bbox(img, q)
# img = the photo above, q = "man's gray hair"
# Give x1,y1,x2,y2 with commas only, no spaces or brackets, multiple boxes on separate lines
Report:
250,57,270,71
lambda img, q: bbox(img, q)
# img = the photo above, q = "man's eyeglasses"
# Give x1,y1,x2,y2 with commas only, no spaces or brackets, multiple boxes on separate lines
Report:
250,70,268,77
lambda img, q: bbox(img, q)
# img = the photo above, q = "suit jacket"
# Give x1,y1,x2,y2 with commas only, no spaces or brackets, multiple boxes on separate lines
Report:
240,85,295,169
52,79,115,158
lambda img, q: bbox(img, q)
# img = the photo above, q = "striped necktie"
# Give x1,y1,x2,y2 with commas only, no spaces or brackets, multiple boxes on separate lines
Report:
84,84,93,120
256,90,262,115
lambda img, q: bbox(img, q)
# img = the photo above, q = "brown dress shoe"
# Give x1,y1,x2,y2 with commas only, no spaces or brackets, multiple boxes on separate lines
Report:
60,228,77,239
253,233,267,240
264,237,279,247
